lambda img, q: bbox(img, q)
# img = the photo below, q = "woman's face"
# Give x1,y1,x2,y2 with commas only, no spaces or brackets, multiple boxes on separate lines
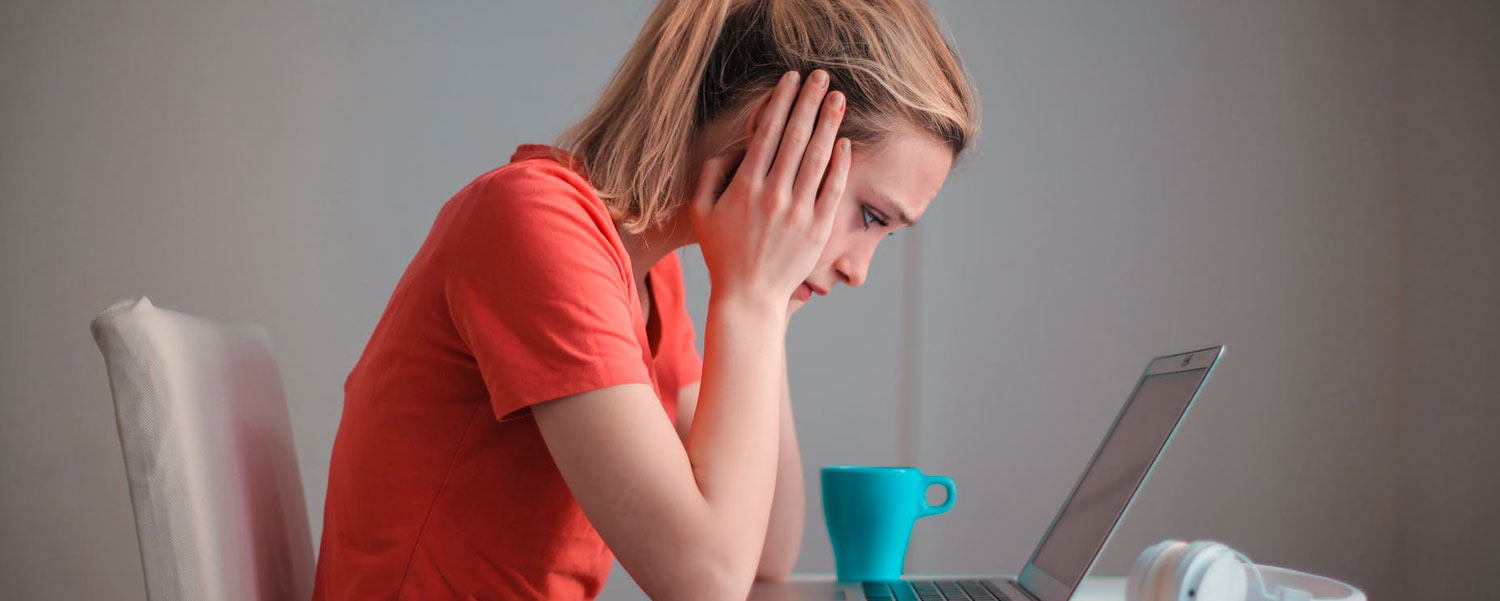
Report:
792,129,952,308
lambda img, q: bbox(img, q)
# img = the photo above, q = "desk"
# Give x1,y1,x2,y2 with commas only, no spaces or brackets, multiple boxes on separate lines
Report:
751,575,1127,601
1063,577,1126,601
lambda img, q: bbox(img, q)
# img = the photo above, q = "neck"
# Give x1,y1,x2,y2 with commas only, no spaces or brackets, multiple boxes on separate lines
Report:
616,206,695,289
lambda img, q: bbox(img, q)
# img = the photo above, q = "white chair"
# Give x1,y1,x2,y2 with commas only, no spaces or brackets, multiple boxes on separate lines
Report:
91,297,314,601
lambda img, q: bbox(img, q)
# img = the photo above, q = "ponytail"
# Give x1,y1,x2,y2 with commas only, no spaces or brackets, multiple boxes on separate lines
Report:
555,0,733,235
557,0,980,235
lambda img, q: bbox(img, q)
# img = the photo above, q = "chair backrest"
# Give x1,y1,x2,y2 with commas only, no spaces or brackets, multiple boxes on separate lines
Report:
91,297,313,601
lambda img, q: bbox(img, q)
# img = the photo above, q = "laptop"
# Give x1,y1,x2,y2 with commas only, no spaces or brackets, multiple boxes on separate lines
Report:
749,346,1224,601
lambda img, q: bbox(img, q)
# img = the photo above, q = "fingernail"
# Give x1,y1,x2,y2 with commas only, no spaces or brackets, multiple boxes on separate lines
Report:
784,70,799,84
841,138,851,151
812,70,828,87
831,92,844,112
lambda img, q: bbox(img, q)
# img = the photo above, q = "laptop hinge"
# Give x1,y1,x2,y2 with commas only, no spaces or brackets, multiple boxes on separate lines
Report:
993,580,1044,601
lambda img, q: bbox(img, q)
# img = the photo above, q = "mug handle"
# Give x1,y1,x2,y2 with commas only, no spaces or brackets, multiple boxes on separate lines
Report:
917,474,956,517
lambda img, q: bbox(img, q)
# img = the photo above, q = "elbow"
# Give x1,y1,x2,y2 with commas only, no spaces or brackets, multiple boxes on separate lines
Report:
643,542,761,601
705,547,764,600
661,562,755,601
754,549,798,582
755,564,794,582
626,504,772,600
706,563,760,601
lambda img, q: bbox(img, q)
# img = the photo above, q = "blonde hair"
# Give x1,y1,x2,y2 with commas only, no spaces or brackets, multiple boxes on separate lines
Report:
556,0,980,234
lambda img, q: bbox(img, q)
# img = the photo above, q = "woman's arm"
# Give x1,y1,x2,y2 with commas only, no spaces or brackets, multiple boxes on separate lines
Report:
534,295,786,601
676,348,806,581
674,381,700,443
536,69,847,601
756,355,805,580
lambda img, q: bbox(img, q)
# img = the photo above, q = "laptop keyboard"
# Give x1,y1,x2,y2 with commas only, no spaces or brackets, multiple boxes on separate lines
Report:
862,579,1011,601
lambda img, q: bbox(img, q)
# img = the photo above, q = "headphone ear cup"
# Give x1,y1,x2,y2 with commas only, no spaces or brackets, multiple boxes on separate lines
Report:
1144,542,1193,601
1195,551,1249,601
1172,543,1246,601
1167,542,1221,601
1128,541,1182,601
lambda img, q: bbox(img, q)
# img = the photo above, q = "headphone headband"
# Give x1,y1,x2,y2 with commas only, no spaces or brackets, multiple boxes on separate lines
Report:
1251,565,1364,601
1126,540,1366,601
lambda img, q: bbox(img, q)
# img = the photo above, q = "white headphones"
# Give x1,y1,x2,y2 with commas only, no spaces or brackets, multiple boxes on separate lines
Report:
1126,540,1366,601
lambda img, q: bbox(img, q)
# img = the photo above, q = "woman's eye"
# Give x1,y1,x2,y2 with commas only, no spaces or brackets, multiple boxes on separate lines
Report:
861,205,889,230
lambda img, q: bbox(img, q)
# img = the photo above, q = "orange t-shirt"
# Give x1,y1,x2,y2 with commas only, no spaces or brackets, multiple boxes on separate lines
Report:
312,144,703,600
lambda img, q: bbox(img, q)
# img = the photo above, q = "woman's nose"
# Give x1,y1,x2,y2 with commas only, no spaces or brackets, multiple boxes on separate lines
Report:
833,254,868,288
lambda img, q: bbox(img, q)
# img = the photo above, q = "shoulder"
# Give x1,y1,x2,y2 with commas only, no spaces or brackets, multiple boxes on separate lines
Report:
458,154,605,224
431,147,631,283
441,150,619,248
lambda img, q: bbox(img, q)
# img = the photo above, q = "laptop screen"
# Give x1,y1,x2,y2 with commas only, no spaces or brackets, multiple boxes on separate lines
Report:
1027,367,1210,590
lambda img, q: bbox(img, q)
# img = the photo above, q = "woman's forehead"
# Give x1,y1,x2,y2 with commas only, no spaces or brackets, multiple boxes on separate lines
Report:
849,131,953,220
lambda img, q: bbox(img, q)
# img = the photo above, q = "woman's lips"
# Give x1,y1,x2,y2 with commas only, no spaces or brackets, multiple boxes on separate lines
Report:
794,282,813,301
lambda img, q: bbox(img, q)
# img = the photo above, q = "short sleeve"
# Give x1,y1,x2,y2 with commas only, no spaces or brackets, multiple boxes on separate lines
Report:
440,161,653,420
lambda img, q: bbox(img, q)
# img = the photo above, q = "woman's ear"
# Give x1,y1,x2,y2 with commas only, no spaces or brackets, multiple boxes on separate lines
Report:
744,89,774,139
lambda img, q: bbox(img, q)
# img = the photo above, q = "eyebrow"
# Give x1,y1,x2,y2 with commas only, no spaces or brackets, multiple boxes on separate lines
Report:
871,190,918,227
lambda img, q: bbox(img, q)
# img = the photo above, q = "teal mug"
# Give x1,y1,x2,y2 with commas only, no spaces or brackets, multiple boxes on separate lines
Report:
821,465,957,582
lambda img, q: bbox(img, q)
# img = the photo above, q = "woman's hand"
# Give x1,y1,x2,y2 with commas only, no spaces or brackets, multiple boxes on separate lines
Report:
690,69,851,310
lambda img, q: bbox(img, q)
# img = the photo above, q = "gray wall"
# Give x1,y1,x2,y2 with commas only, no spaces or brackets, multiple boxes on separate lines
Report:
1401,0,1500,599
916,0,1409,595
1,1,1493,601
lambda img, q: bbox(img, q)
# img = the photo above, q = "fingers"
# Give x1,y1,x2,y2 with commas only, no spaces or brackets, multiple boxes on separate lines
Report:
767,70,831,191
813,138,852,229
791,90,844,202
736,71,801,183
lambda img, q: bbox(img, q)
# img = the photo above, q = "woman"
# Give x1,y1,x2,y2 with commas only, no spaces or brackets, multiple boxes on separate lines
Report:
312,0,978,599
